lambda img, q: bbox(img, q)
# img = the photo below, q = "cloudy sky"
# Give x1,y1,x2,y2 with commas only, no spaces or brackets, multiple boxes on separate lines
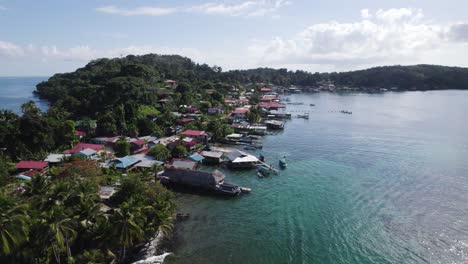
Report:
1,0,468,76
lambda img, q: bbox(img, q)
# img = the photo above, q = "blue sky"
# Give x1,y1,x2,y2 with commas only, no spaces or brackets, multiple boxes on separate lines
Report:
1,0,468,76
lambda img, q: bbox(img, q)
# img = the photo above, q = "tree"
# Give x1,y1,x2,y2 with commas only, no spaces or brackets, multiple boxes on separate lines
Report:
114,137,130,157
172,145,188,158
148,145,171,161
96,112,117,136
0,204,30,256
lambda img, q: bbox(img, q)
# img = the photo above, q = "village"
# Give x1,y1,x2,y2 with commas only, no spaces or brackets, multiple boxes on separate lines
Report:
12,81,296,201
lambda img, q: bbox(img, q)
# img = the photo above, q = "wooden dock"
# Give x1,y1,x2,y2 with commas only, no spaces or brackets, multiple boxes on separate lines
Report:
257,160,279,174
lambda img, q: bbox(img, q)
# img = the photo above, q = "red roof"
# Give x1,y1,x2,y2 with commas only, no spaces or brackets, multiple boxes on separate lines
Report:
231,108,249,114
16,161,48,170
181,130,207,137
260,87,272,92
180,118,195,123
258,102,284,109
76,130,86,137
132,139,146,146
64,143,104,154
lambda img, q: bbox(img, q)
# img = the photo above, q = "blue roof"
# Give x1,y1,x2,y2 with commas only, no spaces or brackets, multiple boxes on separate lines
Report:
189,153,204,162
111,156,139,169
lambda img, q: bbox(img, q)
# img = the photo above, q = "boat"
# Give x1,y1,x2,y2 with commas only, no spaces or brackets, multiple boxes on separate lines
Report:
258,154,265,162
310,104,315,106
340,110,352,114
265,120,285,129
257,165,271,175
257,172,264,178
279,156,287,169
243,146,256,150
215,183,242,196
297,113,309,119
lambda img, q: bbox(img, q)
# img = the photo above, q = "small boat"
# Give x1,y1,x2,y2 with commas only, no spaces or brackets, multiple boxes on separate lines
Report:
244,146,256,150
257,165,271,175
309,104,315,106
257,172,264,178
176,213,190,220
297,113,309,119
215,183,241,195
279,156,287,169
259,154,265,162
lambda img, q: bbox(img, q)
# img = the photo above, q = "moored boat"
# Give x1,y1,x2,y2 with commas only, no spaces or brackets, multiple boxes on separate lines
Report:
279,156,287,168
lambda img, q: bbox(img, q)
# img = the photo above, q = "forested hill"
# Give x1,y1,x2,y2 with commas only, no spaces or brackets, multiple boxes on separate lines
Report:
36,55,468,113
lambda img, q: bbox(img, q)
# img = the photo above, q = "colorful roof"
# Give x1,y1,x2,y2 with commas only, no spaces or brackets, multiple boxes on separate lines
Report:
111,156,140,169
260,87,272,92
181,130,207,137
16,161,48,170
64,143,104,154
76,130,86,137
132,139,147,146
231,108,249,114
168,159,198,170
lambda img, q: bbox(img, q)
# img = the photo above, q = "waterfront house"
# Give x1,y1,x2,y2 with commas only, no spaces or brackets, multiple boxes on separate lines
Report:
167,158,198,170
16,161,49,176
99,186,116,200
230,108,250,121
64,143,104,154
108,156,140,171
188,153,204,163
225,150,259,169
159,168,225,190
200,151,224,164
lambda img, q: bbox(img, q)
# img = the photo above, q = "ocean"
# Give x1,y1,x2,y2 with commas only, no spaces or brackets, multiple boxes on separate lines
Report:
0,77,49,113
166,91,468,264
1,78,468,263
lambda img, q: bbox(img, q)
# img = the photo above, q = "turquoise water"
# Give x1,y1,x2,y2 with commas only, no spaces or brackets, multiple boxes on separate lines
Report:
0,77,49,113
167,91,468,264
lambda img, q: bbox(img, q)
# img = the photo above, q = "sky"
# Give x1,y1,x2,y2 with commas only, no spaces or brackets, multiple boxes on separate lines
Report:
1,0,468,76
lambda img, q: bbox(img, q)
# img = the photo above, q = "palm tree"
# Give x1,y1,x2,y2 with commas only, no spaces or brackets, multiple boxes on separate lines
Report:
44,206,78,263
110,201,145,262
0,204,30,256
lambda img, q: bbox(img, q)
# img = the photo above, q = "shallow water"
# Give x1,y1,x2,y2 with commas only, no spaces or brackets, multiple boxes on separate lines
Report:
167,91,468,264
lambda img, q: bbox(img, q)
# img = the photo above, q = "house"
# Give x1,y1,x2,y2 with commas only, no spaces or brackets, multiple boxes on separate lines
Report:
258,102,285,111
225,150,259,169
230,108,249,120
74,148,98,160
186,105,200,114
260,87,272,93
188,153,204,163
180,130,210,142
16,161,49,175
108,156,140,171
64,143,104,154
165,80,177,89
130,154,164,169
75,120,97,133
130,139,148,154
200,151,223,164
207,106,224,115
167,137,199,151
76,130,86,140
180,118,195,124
167,158,198,170
44,154,71,164
99,186,116,200
159,168,225,190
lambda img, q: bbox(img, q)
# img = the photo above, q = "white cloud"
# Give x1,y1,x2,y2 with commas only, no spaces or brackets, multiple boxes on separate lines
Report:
96,5,176,16
247,8,468,69
0,41,24,56
97,0,289,17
